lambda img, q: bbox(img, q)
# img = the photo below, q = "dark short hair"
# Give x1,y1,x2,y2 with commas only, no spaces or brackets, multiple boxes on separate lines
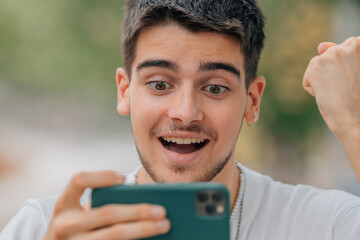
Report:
122,0,265,88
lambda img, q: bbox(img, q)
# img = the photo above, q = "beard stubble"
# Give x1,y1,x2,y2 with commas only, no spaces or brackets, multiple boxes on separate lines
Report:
134,118,243,182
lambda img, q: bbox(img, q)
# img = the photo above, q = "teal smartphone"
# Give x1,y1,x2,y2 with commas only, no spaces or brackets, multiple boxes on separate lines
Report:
91,183,230,240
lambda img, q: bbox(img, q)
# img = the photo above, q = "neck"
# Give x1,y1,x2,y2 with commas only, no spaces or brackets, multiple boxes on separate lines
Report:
137,159,241,212
211,159,241,211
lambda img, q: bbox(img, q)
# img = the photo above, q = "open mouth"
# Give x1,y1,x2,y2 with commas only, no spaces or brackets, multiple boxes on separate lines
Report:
159,137,209,154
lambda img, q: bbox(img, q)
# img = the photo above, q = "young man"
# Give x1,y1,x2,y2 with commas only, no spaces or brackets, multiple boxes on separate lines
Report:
1,0,360,239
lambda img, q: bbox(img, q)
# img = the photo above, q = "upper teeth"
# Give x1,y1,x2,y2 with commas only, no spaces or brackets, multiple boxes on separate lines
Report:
162,137,205,144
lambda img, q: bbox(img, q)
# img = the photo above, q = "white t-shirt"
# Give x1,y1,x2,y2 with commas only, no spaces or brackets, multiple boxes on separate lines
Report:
1,164,360,240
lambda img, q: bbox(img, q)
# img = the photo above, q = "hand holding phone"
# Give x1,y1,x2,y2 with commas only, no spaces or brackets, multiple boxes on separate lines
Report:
92,183,230,240
42,171,170,240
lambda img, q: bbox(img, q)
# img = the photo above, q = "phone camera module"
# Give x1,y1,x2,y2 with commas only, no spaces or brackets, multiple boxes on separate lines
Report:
196,190,226,216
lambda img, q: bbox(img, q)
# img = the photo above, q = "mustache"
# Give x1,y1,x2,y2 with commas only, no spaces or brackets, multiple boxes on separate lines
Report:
150,122,217,140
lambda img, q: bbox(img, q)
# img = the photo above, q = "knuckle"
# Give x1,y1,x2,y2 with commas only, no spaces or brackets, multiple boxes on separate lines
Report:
71,172,87,188
325,45,342,58
332,47,343,58
343,37,360,52
136,204,152,218
99,171,118,185
347,36,358,45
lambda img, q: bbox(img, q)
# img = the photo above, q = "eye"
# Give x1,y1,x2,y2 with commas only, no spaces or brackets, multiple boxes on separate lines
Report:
147,81,171,91
203,85,229,95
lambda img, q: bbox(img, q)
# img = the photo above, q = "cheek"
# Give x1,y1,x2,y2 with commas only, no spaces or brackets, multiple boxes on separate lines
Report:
207,100,245,143
129,93,167,138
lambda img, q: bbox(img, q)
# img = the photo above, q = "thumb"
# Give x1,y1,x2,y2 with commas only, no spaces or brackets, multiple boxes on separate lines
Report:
318,42,337,55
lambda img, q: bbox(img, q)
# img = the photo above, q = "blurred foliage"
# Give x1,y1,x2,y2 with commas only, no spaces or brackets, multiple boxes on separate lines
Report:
256,0,334,161
0,0,358,170
0,0,125,106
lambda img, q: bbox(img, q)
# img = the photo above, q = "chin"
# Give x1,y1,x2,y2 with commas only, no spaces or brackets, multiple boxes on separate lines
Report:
147,165,200,183
146,162,225,183
137,141,233,183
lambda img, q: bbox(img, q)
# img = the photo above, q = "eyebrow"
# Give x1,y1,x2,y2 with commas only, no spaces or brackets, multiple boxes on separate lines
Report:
136,59,241,79
199,61,241,79
136,59,180,72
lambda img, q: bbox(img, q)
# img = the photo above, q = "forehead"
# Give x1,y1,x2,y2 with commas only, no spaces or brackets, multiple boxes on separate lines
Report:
132,24,245,76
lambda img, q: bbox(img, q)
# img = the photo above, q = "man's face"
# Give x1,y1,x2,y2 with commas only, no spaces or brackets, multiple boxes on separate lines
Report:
122,24,249,182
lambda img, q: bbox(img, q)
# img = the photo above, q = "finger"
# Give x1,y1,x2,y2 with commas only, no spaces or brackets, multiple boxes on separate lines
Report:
85,204,167,231
55,171,125,213
52,204,167,237
317,42,337,55
74,219,171,240
303,56,319,97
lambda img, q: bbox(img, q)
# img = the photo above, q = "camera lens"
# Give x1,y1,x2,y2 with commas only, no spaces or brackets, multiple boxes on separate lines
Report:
197,192,209,203
205,204,217,215
212,192,223,202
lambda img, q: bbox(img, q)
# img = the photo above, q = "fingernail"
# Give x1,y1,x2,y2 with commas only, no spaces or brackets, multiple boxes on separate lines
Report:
151,206,166,219
156,219,170,232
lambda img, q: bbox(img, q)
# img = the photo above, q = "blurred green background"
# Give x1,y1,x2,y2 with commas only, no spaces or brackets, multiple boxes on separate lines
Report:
1,0,360,230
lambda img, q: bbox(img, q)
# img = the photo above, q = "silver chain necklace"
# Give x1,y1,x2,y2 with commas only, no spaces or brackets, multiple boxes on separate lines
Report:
230,163,245,240
131,163,245,240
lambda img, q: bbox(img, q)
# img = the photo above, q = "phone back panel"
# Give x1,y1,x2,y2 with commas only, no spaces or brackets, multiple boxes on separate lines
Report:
92,183,230,240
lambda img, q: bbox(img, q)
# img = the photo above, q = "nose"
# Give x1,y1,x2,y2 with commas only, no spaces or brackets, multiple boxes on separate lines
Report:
168,88,203,125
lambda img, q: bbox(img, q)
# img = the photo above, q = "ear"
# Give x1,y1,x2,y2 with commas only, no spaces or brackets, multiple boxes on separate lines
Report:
116,67,130,116
244,76,266,124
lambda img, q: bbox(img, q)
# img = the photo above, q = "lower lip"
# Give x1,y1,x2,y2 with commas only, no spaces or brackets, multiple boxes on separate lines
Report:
158,140,208,166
